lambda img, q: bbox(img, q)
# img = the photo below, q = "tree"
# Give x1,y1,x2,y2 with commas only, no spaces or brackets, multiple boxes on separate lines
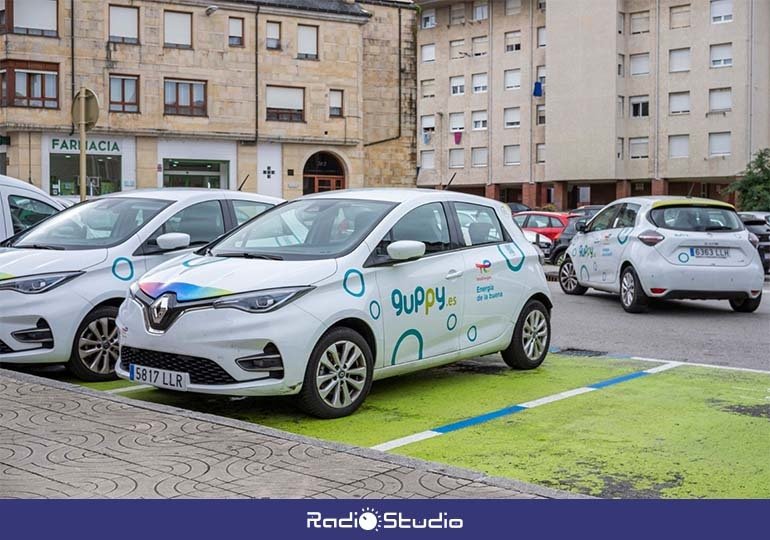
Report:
726,148,770,211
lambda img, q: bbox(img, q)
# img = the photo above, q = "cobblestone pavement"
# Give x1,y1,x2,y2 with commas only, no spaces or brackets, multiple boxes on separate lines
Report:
0,369,575,499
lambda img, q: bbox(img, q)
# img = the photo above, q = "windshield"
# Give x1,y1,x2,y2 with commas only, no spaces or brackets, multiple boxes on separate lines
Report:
649,206,743,232
209,198,396,260
13,198,170,250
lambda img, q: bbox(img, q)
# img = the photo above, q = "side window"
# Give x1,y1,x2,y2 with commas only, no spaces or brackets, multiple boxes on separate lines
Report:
513,215,528,227
382,203,451,255
453,202,504,246
146,200,225,253
233,200,272,226
587,205,621,233
528,214,551,228
614,203,640,229
8,195,58,234
549,217,564,228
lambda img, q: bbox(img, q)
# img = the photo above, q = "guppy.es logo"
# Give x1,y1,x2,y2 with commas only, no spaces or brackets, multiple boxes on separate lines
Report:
306,507,463,531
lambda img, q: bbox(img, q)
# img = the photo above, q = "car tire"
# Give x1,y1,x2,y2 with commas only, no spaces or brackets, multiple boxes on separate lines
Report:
297,327,374,419
551,248,567,267
68,306,120,382
501,299,551,370
619,266,649,314
559,257,588,295
729,294,762,313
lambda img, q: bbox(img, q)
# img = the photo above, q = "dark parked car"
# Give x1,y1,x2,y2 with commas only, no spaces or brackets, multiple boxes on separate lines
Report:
507,202,531,213
569,205,604,219
740,214,770,274
548,215,582,265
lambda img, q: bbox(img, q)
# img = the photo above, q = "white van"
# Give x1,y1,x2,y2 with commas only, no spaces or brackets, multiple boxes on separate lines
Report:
0,175,65,241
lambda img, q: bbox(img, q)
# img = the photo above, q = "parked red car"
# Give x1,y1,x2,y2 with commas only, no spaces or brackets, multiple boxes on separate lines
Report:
512,211,570,241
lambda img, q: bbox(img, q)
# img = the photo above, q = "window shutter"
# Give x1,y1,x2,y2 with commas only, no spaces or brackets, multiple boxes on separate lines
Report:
505,69,521,89
267,22,280,40
709,132,731,155
421,151,435,169
504,145,521,164
711,0,733,20
449,113,464,131
298,25,318,56
165,12,192,45
330,90,343,109
449,149,464,168
710,88,732,111
669,48,690,72
266,86,304,110
630,54,649,75
669,135,689,158
422,44,436,62
110,6,138,38
229,18,243,37
669,92,690,114
15,0,57,31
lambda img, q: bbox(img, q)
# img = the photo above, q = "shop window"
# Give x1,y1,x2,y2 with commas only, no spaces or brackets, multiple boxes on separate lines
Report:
0,60,58,109
109,75,139,113
164,79,206,116
266,85,304,122
163,159,229,189
228,17,244,47
50,153,123,197
1,0,57,36
109,6,139,44
164,11,192,48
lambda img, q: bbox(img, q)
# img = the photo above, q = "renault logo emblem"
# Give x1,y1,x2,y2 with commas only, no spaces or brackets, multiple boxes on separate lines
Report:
150,294,172,325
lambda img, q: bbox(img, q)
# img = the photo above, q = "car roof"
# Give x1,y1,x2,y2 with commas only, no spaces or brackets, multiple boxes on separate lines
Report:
102,188,283,204
515,210,568,217
0,175,52,195
611,195,735,210
304,188,505,206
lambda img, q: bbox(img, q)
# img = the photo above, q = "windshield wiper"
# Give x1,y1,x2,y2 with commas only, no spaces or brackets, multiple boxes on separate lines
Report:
20,244,65,251
704,226,733,231
215,251,284,260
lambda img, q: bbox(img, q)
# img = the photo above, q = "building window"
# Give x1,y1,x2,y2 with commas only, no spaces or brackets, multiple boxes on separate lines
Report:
629,137,649,159
164,11,192,48
504,145,521,165
449,148,464,168
669,91,690,115
537,65,546,86
472,73,488,93
537,26,546,48
506,0,522,16
297,25,318,60
421,114,436,136
421,79,436,98
538,0,547,11
504,69,521,90
709,132,731,156
450,4,465,25
266,21,281,50
450,39,465,59
472,36,488,57
449,112,464,132
473,1,488,21
265,85,304,122
618,54,625,77
421,8,436,29
109,5,139,44
471,110,488,131
536,105,546,125
536,144,546,164
710,43,732,68
630,53,650,76
2,0,57,36
109,75,139,113
164,79,206,116
630,95,650,118
504,107,520,128
420,150,435,170
471,147,488,167
669,48,691,72
421,43,435,63
630,11,650,34
228,17,244,47
617,12,624,34
329,89,343,117
669,135,689,159
450,75,465,96
617,96,625,118
711,0,733,23
709,87,732,112
0,60,58,108
617,138,624,159
505,31,521,52
670,5,691,29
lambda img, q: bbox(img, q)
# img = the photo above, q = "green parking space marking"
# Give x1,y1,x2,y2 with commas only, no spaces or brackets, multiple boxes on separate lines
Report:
122,355,651,447
394,365,770,499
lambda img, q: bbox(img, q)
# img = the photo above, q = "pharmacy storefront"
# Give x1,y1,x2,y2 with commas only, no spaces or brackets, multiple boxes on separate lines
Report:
42,134,136,197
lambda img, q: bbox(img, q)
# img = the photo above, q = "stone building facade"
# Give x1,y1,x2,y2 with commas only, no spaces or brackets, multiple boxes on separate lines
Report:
0,0,416,199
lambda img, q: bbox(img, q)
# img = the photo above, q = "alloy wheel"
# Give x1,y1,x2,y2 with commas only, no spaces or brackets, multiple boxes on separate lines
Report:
621,271,635,307
315,340,367,409
522,309,548,361
77,317,119,375
560,261,578,292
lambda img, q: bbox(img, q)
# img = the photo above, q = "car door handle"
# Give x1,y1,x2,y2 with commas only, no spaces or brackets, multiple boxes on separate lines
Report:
445,270,464,280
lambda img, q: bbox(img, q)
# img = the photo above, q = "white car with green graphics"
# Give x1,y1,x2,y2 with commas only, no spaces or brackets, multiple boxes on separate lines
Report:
116,189,553,418
0,189,281,380
558,196,765,313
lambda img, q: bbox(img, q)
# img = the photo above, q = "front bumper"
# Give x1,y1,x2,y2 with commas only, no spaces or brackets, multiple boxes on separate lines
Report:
115,297,322,396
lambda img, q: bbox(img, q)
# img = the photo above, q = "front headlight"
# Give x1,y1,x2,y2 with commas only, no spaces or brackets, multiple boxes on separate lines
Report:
0,271,83,294
212,286,314,313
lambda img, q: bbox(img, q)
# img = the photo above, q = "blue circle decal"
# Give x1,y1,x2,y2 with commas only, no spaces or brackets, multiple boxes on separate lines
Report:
390,329,424,365
343,269,366,298
467,325,478,342
580,265,590,282
111,257,135,282
618,228,633,245
678,252,690,263
369,300,381,320
497,242,525,272
446,313,458,331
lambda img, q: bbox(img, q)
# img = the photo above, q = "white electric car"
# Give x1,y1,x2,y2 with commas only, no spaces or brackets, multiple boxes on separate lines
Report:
116,189,553,418
0,175,65,241
0,189,281,380
558,196,765,313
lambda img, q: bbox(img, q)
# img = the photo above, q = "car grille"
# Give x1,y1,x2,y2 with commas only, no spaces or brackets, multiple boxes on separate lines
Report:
0,340,14,354
119,346,237,385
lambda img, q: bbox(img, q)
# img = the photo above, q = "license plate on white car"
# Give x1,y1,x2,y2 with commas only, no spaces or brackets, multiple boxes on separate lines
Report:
129,364,189,391
690,247,729,258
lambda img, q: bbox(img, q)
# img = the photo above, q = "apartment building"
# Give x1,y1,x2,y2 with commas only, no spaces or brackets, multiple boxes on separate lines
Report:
0,0,416,200
416,0,770,209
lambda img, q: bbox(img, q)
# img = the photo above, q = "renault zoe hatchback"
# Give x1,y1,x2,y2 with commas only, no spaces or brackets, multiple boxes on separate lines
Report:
558,197,765,313
0,189,281,380
116,189,553,418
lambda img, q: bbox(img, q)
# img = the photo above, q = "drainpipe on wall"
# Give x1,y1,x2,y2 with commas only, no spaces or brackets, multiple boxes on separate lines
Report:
69,0,76,136
255,6,260,145
528,1,534,187
653,0,660,181
747,0,754,162
487,4,493,194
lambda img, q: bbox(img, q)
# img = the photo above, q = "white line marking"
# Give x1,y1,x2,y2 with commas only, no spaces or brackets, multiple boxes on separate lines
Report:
643,362,683,374
631,357,770,375
518,387,596,409
107,384,154,394
372,431,440,452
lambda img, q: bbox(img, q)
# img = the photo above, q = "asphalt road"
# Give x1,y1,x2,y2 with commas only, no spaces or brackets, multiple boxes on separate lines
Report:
548,279,770,371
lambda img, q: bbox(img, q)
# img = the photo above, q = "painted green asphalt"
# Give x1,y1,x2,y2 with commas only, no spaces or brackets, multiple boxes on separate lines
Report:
396,365,770,499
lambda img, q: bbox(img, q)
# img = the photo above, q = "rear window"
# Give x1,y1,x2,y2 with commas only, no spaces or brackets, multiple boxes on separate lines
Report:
649,206,743,232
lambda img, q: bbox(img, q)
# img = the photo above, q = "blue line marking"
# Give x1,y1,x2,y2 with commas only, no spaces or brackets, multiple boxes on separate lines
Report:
588,370,649,389
434,405,527,433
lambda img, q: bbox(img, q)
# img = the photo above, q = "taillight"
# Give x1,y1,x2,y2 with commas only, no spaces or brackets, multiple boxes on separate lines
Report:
749,232,759,248
638,230,665,247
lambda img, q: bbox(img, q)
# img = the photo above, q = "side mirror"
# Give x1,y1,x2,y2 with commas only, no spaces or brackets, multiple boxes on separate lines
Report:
575,219,588,233
156,232,191,252
387,240,426,262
